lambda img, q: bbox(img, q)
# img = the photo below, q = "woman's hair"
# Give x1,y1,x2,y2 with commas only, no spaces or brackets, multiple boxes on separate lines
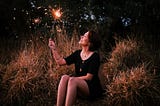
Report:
88,30,101,51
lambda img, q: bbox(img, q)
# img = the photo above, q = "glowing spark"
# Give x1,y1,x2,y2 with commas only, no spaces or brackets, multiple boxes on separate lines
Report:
52,9,62,19
55,9,61,18
51,8,62,19
34,18,41,24
48,5,62,19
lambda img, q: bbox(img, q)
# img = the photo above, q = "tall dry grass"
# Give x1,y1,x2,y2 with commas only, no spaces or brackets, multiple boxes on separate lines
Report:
0,31,160,106
103,37,152,78
1,36,56,105
106,65,160,106
0,29,80,105
102,37,160,106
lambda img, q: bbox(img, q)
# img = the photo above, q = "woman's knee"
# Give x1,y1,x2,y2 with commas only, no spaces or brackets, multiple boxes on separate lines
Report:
68,77,77,86
60,75,70,82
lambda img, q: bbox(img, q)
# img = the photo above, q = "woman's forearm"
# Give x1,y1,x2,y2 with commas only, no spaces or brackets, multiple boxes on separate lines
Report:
48,38,66,65
51,48,66,65
78,73,93,81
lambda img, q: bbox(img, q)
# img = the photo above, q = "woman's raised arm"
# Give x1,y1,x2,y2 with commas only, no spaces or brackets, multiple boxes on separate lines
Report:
48,38,66,66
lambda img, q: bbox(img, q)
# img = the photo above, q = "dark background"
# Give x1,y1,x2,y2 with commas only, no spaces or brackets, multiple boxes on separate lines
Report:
0,0,160,50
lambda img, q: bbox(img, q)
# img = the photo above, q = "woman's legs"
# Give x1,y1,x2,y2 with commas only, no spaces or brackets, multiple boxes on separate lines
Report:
65,77,89,106
57,75,70,106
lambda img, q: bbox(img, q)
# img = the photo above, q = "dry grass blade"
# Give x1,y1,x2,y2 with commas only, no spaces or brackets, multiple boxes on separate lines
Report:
105,65,160,106
0,28,80,105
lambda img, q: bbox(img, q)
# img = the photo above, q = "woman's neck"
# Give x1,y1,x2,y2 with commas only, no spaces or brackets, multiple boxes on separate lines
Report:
81,46,94,60
81,46,89,53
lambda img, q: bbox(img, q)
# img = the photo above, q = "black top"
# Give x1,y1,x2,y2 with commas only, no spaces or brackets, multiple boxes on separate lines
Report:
64,50,100,77
64,50,103,99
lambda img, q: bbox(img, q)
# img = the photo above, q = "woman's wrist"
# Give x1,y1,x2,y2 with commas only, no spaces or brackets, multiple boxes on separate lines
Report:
51,47,56,51
56,56,61,61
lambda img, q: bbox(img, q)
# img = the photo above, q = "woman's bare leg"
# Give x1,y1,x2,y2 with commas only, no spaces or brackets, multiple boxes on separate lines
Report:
65,77,89,106
57,75,70,106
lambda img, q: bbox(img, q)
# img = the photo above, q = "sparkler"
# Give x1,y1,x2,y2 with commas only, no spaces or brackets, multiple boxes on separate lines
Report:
49,5,62,20
48,5,63,72
51,8,62,19
48,5,62,38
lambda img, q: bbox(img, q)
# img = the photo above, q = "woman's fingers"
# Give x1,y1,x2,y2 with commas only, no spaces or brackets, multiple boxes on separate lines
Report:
49,38,52,41
48,38,56,49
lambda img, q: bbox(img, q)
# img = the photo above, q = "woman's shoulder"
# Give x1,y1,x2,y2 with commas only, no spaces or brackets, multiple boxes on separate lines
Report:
69,49,82,57
93,51,100,57
88,51,100,61
74,49,82,54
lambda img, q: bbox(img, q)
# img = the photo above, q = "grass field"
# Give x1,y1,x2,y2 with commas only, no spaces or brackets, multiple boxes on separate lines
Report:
0,30,160,106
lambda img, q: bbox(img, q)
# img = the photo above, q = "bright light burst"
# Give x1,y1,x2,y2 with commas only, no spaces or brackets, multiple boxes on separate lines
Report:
54,9,61,18
33,18,41,24
51,9,62,19
49,6,62,19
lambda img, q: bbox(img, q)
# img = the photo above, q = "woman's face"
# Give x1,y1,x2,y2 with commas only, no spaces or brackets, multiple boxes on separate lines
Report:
79,31,90,46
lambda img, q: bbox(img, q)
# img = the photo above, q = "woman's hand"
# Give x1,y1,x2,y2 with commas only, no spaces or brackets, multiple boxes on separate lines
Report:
48,38,66,66
48,38,56,50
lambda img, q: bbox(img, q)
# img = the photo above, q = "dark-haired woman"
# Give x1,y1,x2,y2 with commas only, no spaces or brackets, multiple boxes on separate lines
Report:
48,30,103,106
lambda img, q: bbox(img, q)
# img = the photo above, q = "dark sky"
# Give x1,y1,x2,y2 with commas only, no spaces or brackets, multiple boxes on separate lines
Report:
0,1,10,35
0,0,30,36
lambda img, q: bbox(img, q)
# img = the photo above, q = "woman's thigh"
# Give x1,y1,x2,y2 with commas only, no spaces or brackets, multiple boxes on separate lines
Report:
69,77,90,97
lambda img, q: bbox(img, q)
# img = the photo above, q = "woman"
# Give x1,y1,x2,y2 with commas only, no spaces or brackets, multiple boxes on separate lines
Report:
48,30,103,106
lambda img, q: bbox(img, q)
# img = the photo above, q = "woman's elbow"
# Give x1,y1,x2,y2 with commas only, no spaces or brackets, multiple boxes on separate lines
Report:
86,74,93,81
56,59,66,66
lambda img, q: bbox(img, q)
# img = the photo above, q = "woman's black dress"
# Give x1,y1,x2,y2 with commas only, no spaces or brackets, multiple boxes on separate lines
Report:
64,50,103,99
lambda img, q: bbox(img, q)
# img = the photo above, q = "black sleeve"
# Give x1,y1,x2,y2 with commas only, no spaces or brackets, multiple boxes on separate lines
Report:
88,53,100,75
64,50,80,65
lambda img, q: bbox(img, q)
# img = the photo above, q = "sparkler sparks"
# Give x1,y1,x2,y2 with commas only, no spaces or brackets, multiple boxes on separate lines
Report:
48,5,63,38
49,6,62,20
51,9,62,19
33,18,41,24
55,9,61,18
